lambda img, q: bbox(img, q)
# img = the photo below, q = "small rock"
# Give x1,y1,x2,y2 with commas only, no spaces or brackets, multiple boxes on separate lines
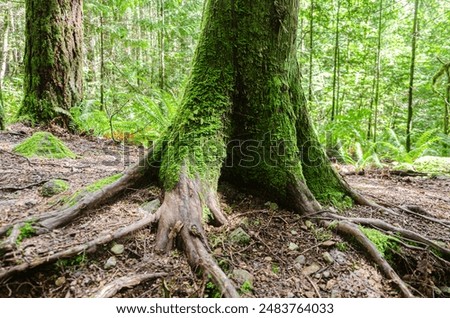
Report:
41,179,69,197
314,273,321,279
440,286,450,294
104,256,117,269
140,199,161,214
288,242,299,251
322,252,334,264
55,276,66,287
330,249,347,265
321,240,335,247
294,255,306,265
302,263,321,276
286,292,295,298
232,269,254,285
330,289,341,298
304,291,315,298
291,230,298,235
264,256,273,262
111,243,125,255
305,220,314,229
323,271,331,278
229,227,251,245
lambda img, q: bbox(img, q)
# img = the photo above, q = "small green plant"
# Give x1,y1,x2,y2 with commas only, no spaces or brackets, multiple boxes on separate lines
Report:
336,242,348,252
17,221,36,244
271,263,280,274
240,280,253,294
313,227,333,242
55,254,87,270
205,280,222,298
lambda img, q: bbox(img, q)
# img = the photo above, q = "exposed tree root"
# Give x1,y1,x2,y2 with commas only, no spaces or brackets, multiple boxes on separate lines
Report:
0,206,161,282
322,213,450,259
94,272,168,298
0,150,157,238
321,219,415,298
154,172,239,298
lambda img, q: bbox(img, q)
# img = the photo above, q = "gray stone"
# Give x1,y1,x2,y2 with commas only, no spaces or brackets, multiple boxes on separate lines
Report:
104,256,117,270
302,263,321,276
294,255,306,265
288,242,299,251
111,243,125,255
322,252,334,264
140,199,161,214
323,271,331,279
330,249,348,265
330,289,341,298
232,269,254,285
229,227,251,245
55,276,66,287
41,179,69,197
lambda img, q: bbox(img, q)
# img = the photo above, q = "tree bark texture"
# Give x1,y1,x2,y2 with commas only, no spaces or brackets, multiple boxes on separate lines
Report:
19,0,83,126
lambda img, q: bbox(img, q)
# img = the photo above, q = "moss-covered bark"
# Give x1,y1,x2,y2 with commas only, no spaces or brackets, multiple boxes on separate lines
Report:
18,0,83,126
155,0,350,215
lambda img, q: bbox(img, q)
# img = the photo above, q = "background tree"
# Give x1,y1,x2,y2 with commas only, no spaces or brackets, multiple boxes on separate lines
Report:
18,0,83,126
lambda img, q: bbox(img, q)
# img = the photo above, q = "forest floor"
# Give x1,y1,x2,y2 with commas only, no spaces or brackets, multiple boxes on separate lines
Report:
0,124,449,298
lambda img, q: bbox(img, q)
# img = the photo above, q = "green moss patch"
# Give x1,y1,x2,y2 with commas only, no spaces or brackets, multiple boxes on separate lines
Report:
414,156,450,176
360,226,400,260
41,179,70,197
64,173,123,206
13,132,76,159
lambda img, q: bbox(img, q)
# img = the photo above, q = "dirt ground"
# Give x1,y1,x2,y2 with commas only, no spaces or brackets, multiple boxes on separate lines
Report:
0,125,449,298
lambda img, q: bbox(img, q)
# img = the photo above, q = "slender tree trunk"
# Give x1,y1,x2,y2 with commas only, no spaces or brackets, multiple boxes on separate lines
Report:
100,14,105,111
368,0,383,142
308,0,314,103
157,0,166,90
0,12,10,130
331,0,340,124
406,0,420,152
18,0,83,127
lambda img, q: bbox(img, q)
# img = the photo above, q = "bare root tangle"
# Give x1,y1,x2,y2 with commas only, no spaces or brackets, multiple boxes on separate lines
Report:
94,272,168,298
321,219,415,298
0,207,161,282
323,213,450,259
0,149,158,237
154,172,239,298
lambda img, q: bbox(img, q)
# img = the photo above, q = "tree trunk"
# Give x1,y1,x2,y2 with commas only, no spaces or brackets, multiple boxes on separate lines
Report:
0,12,9,130
18,0,83,127
406,0,419,153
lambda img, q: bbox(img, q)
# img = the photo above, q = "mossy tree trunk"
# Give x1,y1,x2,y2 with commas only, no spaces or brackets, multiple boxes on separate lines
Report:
153,0,352,264
18,0,83,127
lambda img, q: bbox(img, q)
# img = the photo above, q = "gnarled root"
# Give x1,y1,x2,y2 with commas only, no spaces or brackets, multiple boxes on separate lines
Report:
154,173,239,297
321,219,415,298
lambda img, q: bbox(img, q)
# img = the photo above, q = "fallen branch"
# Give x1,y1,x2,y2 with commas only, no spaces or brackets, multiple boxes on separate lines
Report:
0,207,161,282
94,272,168,298
322,219,414,298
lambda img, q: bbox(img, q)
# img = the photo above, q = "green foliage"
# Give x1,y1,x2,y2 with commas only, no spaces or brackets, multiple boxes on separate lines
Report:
205,280,221,298
17,221,36,244
239,280,253,295
359,226,400,260
13,132,76,159
271,263,280,274
55,254,87,270
414,156,450,176
336,242,348,252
